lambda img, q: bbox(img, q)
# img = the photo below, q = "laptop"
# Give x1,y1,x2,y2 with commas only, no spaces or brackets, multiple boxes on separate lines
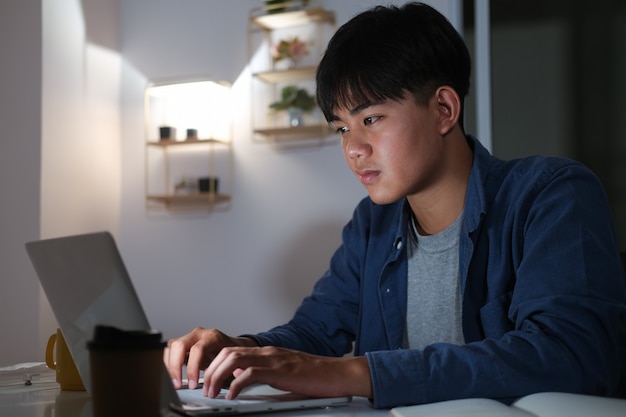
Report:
25,231,351,416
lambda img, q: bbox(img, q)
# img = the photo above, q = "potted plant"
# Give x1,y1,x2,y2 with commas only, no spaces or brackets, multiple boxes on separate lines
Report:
269,85,316,126
271,36,309,67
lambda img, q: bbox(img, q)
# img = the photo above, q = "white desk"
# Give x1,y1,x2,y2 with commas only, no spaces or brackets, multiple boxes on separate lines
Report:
4,364,626,417
0,363,387,417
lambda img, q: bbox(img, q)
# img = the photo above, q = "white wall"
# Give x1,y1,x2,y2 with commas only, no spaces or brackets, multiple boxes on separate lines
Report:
0,0,459,365
38,0,122,351
0,0,121,365
0,1,42,365
117,0,459,340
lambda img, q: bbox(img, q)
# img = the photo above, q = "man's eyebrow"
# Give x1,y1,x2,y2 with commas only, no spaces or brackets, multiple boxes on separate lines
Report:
348,101,377,115
328,100,382,122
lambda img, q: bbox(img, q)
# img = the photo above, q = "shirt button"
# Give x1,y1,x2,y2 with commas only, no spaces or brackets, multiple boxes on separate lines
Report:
395,240,402,250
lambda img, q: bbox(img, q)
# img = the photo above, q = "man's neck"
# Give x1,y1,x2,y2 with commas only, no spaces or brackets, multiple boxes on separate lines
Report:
407,133,473,236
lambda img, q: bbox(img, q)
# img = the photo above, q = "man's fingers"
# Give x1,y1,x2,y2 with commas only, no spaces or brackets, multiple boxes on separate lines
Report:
165,328,249,393
204,347,238,397
165,329,207,388
223,367,264,400
165,338,192,388
186,342,210,389
204,347,266,398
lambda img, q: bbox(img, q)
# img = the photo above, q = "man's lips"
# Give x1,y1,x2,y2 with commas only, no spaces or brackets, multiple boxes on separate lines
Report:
356,168,380,185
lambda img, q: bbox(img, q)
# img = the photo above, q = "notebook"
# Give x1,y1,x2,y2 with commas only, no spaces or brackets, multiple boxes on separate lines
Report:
389,392,626,417
26,231,351,416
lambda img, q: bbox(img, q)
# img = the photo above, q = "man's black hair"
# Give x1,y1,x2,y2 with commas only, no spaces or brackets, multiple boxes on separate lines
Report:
316,2,471,130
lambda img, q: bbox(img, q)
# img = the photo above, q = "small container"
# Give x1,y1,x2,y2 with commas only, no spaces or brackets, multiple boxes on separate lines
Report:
159,126,176,140
88,325,166,417
198,177,219,193
186,128,198,140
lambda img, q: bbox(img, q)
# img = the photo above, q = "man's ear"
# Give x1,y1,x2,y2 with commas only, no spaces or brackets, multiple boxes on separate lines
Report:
434,86,461,136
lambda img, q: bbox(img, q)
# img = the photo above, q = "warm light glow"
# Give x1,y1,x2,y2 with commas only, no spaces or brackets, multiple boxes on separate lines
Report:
146,80,232,141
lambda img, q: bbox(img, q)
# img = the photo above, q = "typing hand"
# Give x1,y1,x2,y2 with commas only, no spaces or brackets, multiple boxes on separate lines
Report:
163,327,257,390
201,345,372,400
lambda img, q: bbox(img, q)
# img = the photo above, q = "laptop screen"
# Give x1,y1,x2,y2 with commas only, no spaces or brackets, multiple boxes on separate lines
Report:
26,232,151,393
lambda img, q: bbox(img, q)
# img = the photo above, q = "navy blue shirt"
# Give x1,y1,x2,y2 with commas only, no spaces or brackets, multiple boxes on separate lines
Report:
252,136,626,408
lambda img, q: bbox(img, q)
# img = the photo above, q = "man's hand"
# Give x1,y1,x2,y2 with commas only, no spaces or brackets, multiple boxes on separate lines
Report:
163,327,258,390
202,345,373,400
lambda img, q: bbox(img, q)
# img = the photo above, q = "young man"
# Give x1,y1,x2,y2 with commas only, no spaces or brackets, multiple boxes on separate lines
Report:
164,2,626,408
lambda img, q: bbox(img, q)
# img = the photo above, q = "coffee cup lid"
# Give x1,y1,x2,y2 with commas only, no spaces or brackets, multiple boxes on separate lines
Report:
87,325,166,350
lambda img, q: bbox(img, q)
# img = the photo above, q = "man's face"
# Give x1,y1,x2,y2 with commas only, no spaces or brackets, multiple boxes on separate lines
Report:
330,93,448,205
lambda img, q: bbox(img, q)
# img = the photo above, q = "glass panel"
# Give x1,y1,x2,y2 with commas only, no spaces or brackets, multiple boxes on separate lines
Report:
464,0,626,249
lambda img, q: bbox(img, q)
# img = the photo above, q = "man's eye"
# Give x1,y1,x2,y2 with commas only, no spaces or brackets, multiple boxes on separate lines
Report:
364,116,380,125
335,126,349,134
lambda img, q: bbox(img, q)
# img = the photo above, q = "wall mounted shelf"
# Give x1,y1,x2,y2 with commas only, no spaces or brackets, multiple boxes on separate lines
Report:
248,3,336,144
251,7,335,30
147,138,229,148
146,193,231,206
253,124,330,139
144,80,233,212
252,66,316,83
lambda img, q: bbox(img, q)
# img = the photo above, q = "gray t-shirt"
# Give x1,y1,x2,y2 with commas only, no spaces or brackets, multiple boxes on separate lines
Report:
404,212,465,349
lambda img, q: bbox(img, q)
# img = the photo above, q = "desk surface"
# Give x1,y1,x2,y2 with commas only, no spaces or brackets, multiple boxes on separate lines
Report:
0,363,387,417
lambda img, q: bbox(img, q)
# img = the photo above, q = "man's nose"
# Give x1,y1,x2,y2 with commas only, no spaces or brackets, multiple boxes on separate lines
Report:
344,135,370,159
